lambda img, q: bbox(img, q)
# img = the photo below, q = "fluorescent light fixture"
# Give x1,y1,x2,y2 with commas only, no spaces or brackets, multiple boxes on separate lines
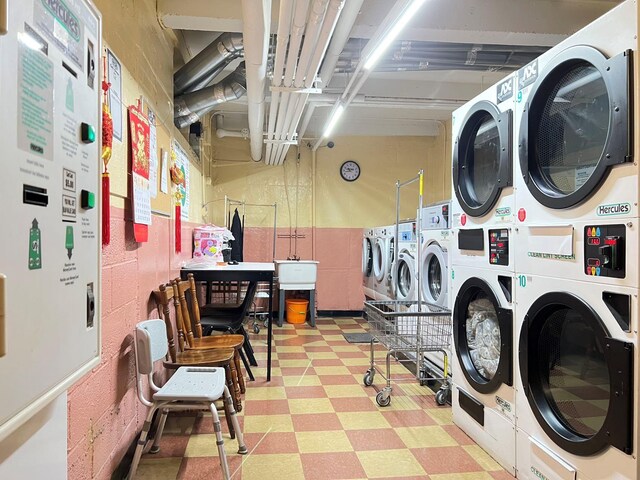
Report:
323,104,345,138
364,0,427,70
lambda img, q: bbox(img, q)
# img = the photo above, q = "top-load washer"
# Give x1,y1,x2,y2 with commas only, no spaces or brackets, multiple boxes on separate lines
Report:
391,221,418,302
362,228,375,299
514,0,637,286
373,225,395,301
452,72,517,271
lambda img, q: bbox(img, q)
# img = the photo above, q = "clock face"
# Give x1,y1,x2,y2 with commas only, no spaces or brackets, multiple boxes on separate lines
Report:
340,161,360,182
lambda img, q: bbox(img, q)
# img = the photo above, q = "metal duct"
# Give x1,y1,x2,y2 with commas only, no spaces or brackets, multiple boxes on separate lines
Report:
174,63,246,128
174,32,244,95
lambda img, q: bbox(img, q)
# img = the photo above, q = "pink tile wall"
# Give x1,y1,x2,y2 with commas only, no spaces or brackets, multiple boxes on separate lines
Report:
67,206,197,480
242,226,365,311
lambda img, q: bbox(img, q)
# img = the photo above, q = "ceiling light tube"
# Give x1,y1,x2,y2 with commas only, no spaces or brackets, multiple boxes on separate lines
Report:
364,0,426,70
323,104,345,138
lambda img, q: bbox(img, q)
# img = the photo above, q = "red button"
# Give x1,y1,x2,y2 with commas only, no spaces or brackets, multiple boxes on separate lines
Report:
461,214,467,226
518,208,526,222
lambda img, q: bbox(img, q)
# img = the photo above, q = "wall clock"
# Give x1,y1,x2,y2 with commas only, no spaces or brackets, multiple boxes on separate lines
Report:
340,160,360,182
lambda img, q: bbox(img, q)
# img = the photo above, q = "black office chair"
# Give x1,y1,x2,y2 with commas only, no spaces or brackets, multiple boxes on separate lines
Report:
200,281,259,368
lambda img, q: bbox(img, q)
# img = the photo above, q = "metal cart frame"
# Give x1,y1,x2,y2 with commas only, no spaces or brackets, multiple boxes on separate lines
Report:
363,300,452,406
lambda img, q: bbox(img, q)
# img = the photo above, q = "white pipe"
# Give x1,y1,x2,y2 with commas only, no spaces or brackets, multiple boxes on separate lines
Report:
293,0,330,89
241,0,271,161
304,0,345,88
318,0,364,88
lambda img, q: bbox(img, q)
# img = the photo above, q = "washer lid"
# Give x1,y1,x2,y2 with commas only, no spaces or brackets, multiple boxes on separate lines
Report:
453,100,513,218
519,46,632,209
519,291,633,457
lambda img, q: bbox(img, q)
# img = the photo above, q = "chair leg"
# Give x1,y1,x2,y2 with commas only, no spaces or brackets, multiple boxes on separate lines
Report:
224,364,241,414
228,358,243,412
240,327,258,367
222,399,235,440
208,403,231,480
223,385,247,455
234,349,246,393
127,405,158,480
239,348,255,381
149,408,169,454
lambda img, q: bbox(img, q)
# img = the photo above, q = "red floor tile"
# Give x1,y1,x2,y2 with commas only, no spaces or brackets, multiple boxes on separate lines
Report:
318,375,360,385
312,358,344,366
381,410,437,428
285,386,328,399
300,452,367,480
411,446,483,475
244,399,291,415
491,470,517,479
305,346,334,352
280,366,316,376
151,434,190,458
442,424,476,445
243,432,299,454
346,428,407,451
291,413,343,432
177,455,243,480
278,352,310,360
330,397,378,412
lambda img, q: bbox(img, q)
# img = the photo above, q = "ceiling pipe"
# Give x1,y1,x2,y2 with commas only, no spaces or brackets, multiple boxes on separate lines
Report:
264,0,294,165
174,33,244,96
273,0,345,165
242,0,272,162
173,63,246,128
215,114,250,139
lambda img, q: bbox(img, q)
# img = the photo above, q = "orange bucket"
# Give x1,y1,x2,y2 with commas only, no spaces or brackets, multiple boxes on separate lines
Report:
286,299,309,324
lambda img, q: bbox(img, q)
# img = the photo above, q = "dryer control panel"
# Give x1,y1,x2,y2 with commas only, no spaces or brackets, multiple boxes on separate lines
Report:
489,229,509,266
584,225,625,278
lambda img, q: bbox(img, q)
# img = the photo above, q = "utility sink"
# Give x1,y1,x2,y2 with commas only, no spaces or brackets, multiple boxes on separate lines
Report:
275,260,319,290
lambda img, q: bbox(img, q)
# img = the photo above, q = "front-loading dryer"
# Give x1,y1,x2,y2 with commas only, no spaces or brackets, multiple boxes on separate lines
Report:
373,225,395,301
391,221,418,302
451,264,516,475
514,274,636,480
514,1,636,276
362,228,375,300
451,72,516,270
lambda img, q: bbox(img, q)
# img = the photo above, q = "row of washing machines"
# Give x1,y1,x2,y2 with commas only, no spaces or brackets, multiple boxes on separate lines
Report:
447,2,640,480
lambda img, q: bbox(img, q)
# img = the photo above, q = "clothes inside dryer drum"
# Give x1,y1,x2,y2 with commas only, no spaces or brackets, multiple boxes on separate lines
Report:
465,296,501,380
471,115,501,205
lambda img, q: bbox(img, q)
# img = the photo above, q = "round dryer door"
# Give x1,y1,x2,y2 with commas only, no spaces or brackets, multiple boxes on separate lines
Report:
392,250,416,301
453,277,512,394
421,243,448,307
373,238,386,282
519,45,631,209
362,237,373,277
453,100,512,217
519,292,633,456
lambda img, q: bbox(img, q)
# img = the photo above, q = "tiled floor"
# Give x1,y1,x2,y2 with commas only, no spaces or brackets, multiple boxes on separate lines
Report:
136,317,514,479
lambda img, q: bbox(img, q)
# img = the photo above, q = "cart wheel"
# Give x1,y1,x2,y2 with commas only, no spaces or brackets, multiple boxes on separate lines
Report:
253,324,260,334
435,389,447,406
376,391,391,407
363,371,374,387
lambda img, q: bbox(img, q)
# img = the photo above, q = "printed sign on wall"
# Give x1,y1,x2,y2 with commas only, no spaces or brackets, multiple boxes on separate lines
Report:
129,105,151,242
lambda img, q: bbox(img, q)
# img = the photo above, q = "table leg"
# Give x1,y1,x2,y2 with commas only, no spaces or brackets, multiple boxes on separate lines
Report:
309,289,316,327
267,275,273,381
278,289,285,327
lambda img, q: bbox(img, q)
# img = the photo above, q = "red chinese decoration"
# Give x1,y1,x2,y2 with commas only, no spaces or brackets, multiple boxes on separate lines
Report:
170,153,185,253
101,56,113,246
129,103,151,243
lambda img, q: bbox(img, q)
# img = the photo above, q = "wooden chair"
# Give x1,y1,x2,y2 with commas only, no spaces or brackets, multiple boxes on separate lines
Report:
172,275,252,396
128,320,246,480
153,284,241,424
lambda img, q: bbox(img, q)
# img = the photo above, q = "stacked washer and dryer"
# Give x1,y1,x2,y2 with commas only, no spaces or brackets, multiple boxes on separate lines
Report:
450,67,518,474
450,1,640,479
373,225,396,301
513,1,638,479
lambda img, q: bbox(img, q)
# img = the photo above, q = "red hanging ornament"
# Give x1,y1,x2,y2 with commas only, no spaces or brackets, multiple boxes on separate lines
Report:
175,204,182,253
171,151,186,254
101,55,113,246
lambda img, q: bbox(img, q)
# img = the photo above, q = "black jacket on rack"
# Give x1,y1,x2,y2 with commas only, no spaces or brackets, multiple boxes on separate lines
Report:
230,208,244,262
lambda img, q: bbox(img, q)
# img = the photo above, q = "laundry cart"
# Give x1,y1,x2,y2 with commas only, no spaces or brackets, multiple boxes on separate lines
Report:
363,300,452,406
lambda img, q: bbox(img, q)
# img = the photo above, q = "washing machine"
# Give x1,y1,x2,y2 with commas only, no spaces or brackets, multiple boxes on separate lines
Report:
391,221,418,302
514,274,636,480
451,71,516,270
374,225,396,301
362,228,375,300
514,0,637,285
451,264,516,475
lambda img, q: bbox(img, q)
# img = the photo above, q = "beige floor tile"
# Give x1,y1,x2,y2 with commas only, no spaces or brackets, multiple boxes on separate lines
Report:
380,395,421,411
135,457,182,480
303,340,330,347
288,398,335,414
323,384,368,398
306,351,339,360
241,453,305,479
313,366,351,376
464,445,503,471
426,407,454,425
243,414,294,433
322,335,346,341
244,386,287,401
395,426,458,448
283,375,322,387
317,324,342,330
337,411,391,430
295,330,323,336
295,430,354,453
330,345,364,352
279,359,314,368
334,319,358,325
340,357,371,366
357,449,426,478
184,433,239,457
276,346,306,353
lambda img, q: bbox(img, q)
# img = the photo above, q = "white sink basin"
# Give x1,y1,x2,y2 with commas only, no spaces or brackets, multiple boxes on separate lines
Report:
275,260,319,289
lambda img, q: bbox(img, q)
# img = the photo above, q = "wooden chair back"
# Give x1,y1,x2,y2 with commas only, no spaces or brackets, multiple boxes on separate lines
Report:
171,274,204,348
151,283,181,362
